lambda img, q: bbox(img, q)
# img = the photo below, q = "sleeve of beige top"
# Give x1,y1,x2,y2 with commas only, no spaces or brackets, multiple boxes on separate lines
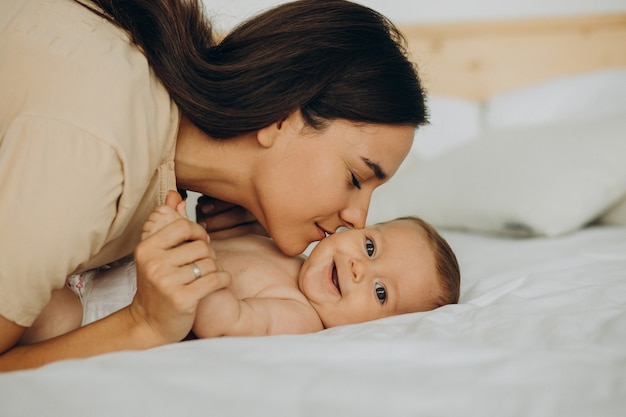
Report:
0,116,123,327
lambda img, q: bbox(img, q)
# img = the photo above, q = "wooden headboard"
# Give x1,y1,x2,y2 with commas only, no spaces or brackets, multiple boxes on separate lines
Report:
399,14,626,100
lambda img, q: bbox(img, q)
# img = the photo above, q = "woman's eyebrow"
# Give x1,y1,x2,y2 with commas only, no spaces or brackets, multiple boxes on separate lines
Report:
362,157,387,180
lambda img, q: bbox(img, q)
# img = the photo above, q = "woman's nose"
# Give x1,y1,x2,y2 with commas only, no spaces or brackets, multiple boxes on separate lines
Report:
339,191,371,229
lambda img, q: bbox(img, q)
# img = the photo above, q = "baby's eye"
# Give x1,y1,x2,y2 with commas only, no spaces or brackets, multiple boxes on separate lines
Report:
375,283,387,304
365,237,375,257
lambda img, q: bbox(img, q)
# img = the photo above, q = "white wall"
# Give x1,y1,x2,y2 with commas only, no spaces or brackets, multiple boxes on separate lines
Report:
203,0,626,32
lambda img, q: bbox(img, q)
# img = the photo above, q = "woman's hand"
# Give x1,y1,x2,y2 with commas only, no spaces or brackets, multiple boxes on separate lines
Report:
195,195,268,240
130,216,231,344
0,191,232,371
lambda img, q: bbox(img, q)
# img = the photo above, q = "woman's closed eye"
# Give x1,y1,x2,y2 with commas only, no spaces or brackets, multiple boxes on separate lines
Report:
351,172,362,190
375,283,387,304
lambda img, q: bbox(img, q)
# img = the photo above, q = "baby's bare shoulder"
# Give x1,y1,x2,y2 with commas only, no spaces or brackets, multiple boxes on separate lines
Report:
214,234,283,257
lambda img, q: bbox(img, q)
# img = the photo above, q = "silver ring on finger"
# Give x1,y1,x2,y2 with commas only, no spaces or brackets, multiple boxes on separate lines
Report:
190,262,202,280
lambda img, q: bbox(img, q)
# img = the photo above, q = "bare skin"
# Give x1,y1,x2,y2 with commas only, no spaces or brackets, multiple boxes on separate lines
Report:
18,287,82,345
174,113,414,256
1,114,414,371
19,201,442,343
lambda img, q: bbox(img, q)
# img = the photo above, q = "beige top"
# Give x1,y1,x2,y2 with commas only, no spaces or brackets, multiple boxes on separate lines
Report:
0,0,180,326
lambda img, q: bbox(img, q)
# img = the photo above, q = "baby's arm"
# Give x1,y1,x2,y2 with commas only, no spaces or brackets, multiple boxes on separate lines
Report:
193,292,323,338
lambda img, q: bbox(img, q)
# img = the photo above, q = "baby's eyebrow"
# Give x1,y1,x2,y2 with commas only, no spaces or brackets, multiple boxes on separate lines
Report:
362,157,387,180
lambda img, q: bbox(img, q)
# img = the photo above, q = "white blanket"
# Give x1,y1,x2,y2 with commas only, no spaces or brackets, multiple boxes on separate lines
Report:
2,225,625,417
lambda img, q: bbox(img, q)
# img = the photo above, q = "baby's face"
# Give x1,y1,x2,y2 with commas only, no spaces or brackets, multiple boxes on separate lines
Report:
297,219,440,328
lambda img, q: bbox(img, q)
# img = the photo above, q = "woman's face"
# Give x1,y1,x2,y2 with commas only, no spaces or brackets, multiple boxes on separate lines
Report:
252,113,414,256
297,219,440,327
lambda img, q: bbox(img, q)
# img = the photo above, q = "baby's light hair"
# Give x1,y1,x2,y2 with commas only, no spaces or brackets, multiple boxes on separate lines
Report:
383,216,461,309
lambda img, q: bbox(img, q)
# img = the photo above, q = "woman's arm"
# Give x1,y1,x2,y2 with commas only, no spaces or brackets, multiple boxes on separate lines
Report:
18,286,83,345
0,305,168,372
0,217,230,372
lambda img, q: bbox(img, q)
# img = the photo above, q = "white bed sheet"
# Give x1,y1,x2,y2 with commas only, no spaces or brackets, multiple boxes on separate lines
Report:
1,225,625,417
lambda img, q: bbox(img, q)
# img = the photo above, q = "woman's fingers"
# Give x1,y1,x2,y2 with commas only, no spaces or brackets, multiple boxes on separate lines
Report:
128,269,230,343
136,228,219,289
164,242,222,284
182,271,232,302
140,217,210,251
195,195,268,239
196,195,236,216
130,216,228,343
195,196,258,233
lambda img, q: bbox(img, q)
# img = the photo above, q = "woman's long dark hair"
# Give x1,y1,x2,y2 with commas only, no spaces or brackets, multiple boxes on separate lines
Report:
78,0,427,138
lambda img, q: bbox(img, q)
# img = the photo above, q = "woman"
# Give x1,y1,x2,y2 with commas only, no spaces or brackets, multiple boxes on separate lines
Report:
0,0,426,370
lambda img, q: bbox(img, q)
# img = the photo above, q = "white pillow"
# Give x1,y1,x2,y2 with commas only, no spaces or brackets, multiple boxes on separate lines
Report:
598,195,626,226
368,114,626,236
485,68,626,131
410,95,483,159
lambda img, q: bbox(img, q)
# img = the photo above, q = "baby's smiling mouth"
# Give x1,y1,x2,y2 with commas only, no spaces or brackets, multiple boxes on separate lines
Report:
331,263,341,295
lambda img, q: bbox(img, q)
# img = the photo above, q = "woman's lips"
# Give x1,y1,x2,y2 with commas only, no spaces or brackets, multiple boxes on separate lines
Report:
316,224,333,241
316,224,326,240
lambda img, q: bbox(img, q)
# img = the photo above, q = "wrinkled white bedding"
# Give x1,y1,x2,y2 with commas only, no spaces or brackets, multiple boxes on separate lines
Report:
2,225,625,417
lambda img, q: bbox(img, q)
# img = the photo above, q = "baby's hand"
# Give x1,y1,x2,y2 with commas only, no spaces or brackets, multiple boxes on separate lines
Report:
142,191,189,240
142,205,185,240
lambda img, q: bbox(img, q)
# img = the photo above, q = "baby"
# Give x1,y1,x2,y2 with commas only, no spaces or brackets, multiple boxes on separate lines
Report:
21,202,460,343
